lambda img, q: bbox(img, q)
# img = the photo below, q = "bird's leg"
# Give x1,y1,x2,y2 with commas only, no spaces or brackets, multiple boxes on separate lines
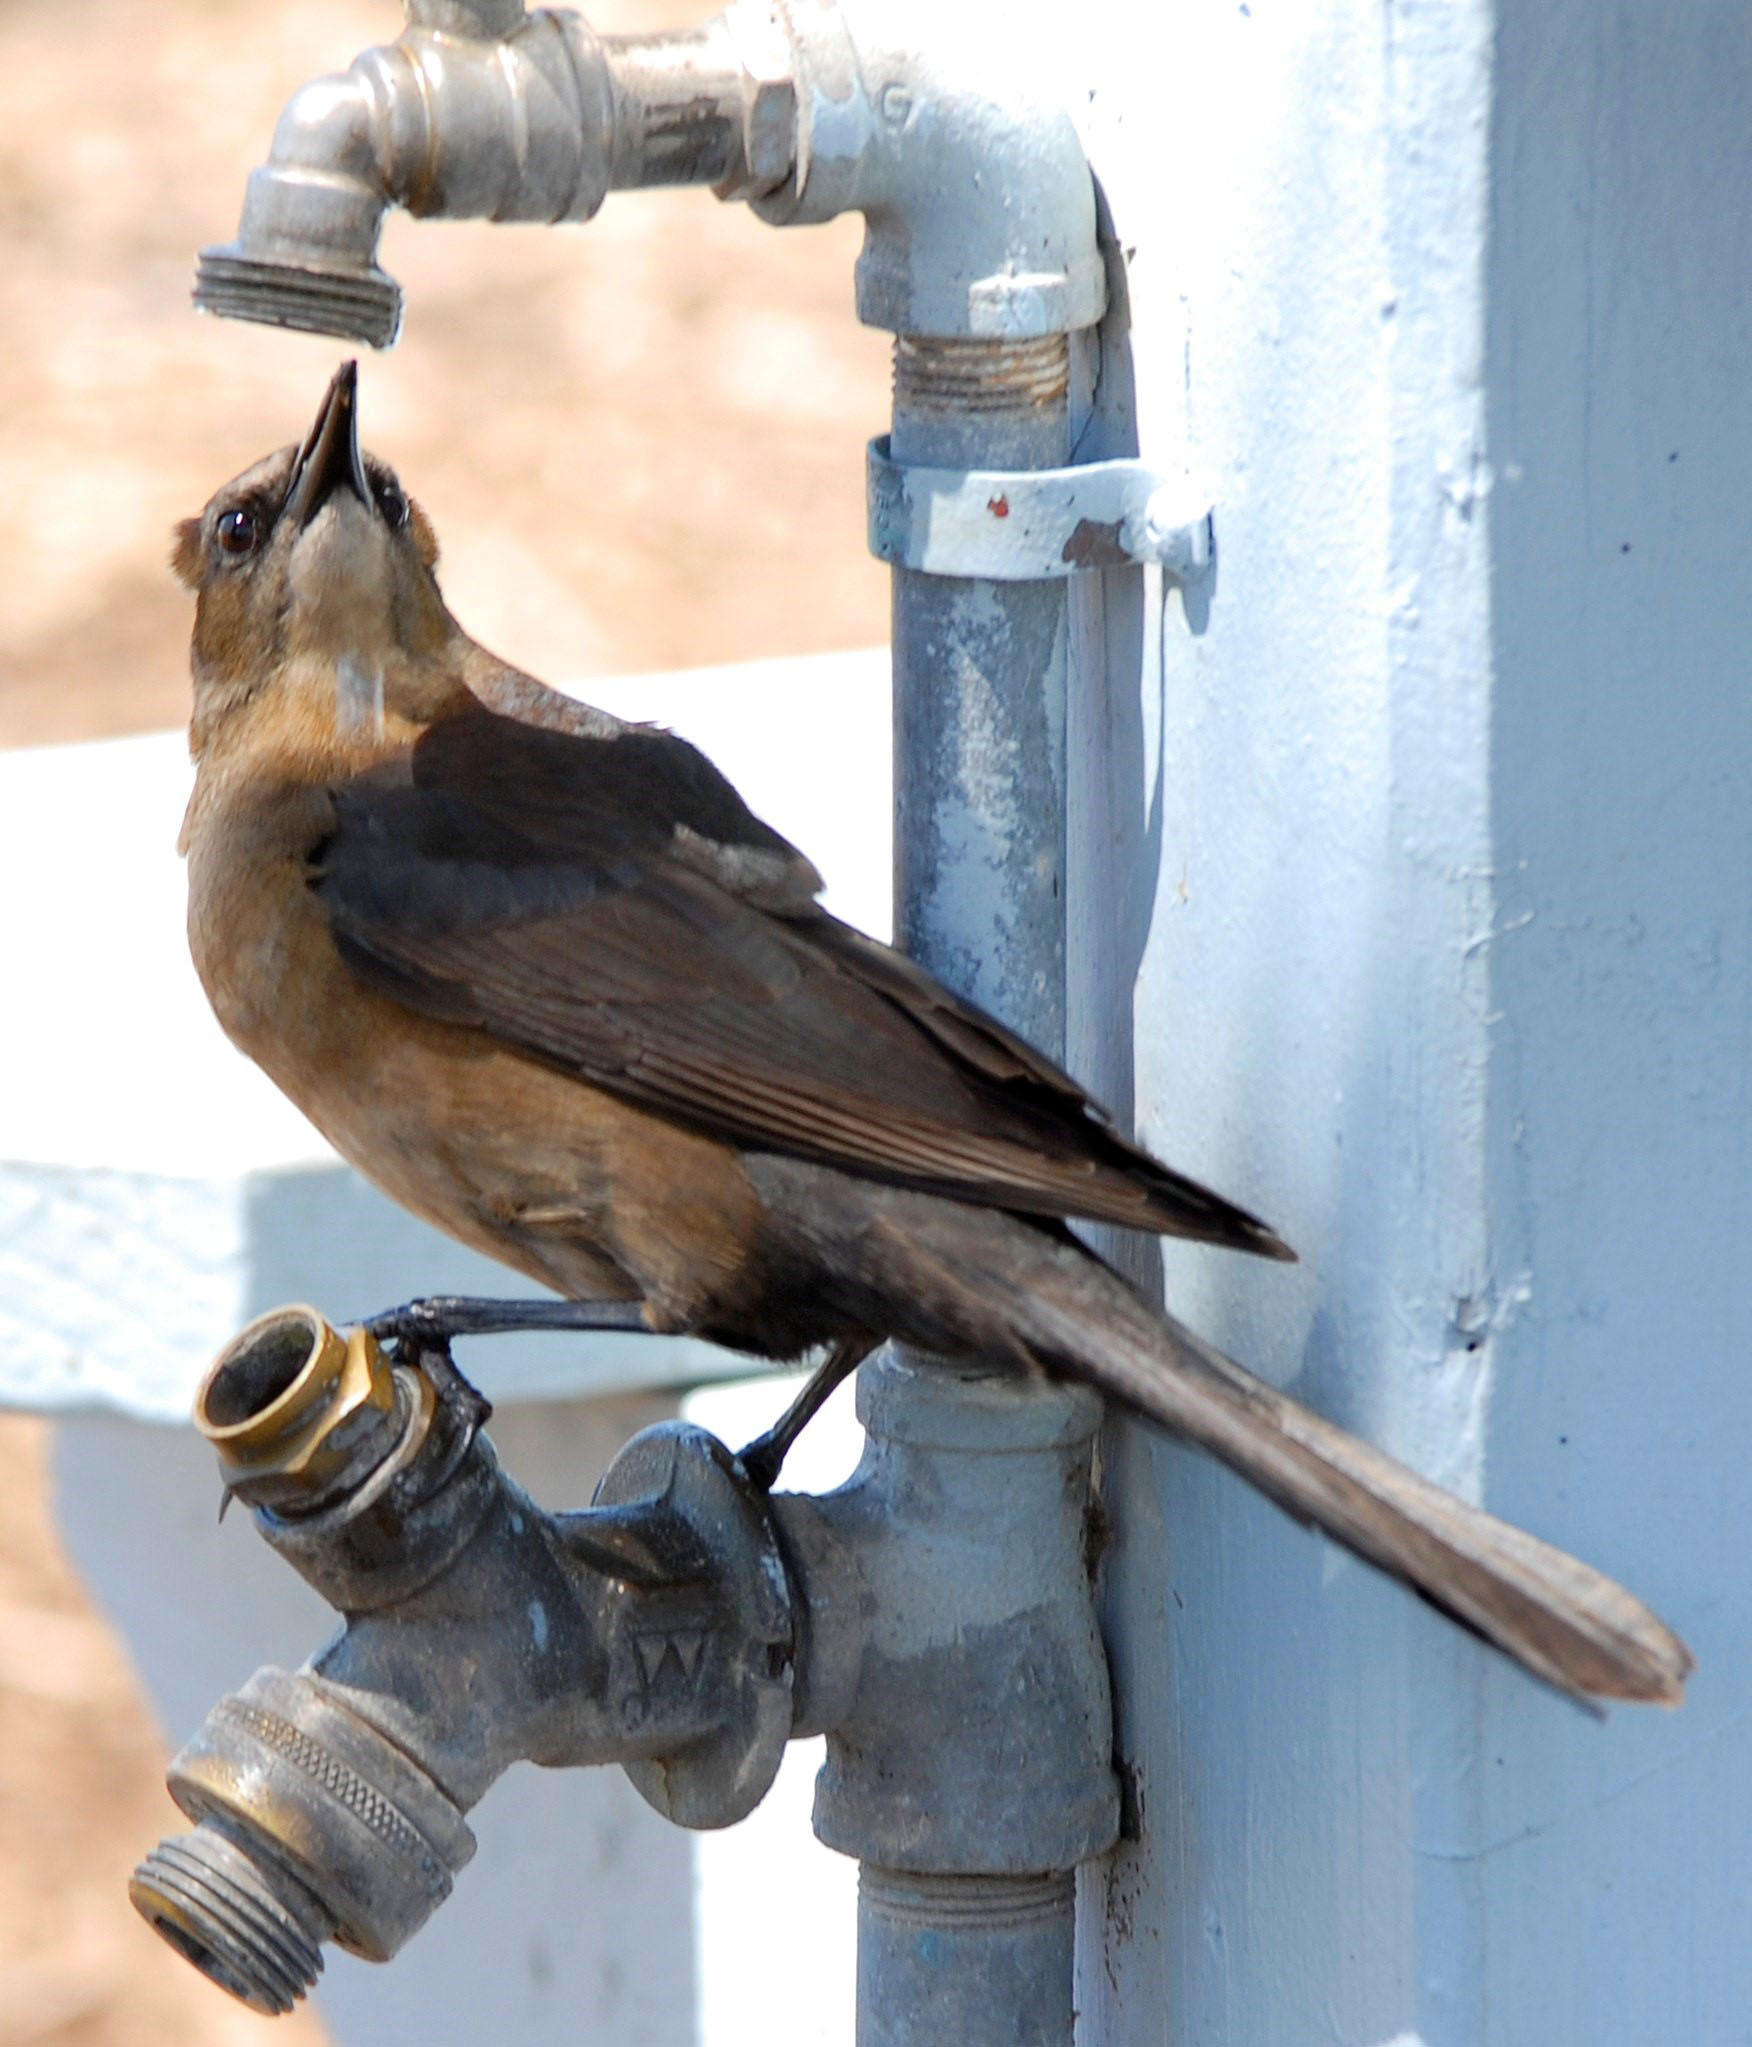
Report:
360,1298,656,1445
362,1300,869,1491
738,1338,876,1492
360,1295,654,1346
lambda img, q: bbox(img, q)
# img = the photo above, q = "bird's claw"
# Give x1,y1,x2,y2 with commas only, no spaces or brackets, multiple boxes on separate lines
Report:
736,1432,786,1495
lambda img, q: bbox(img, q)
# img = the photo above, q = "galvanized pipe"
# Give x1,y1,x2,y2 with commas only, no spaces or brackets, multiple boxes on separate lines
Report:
857,1870,1076,2047
891,333,1073,1055
792,1350,1116,2047
798,326,1115,2047
598,30,743,190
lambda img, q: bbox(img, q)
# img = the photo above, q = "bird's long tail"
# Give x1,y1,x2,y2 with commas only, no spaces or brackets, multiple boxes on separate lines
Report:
860,1194,1692,1706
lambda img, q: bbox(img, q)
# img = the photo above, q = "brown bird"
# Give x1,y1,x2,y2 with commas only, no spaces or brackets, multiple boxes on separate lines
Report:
174,363,1689,1706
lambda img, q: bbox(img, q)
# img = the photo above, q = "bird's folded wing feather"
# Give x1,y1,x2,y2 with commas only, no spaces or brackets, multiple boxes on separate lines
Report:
311,706,1289,1255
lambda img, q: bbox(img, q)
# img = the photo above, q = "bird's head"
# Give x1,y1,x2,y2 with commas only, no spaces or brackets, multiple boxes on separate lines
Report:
173,362,455,757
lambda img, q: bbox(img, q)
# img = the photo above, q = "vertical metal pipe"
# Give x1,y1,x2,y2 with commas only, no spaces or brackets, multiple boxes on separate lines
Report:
891,333,1072,1057
858,1871,1075,2047
837,328,1099,2047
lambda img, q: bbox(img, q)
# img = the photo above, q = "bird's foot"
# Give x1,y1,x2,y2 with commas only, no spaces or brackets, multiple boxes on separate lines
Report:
357,1297,653,1447
359,1294,652,1346
735,1337,875,1494
736,1430,788,1495
402,1332,495,1440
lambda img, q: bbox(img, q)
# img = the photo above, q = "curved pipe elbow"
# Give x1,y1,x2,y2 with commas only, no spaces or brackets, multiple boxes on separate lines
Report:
232,63,392,268
752,0,1106,339
198,17,618,347
199,62,401,345
267,69,384,189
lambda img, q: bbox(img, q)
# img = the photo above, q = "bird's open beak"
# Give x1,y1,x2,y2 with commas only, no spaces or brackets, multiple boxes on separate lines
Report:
284,361,371,531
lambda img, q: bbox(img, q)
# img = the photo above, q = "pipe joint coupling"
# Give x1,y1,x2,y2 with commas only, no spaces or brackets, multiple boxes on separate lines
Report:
130,1667,475,2014
752,0,1105,339
803,1352,1120,1874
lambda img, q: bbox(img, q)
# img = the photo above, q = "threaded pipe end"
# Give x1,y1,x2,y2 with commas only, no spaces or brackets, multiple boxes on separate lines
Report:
859,1865,1074,1930
195,247,402,350
892,333,1070,419
130,1826,330,2015
195,1305,399,1513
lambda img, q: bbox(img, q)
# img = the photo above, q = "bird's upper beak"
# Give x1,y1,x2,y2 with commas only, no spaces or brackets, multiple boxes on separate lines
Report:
284,361,371,532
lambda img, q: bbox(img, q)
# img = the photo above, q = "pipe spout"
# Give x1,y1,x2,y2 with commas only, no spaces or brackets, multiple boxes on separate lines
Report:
195,5,787,348
132,1300,1122,2022
131,1307,795,2012
197,0,1103,348
196,66,406,348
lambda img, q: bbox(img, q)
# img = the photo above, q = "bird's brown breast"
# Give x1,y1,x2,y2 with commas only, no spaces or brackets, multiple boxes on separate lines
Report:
182,741,773,1324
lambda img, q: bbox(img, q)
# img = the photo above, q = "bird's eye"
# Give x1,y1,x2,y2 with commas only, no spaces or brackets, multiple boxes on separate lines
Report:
216,507,259,557
374,481,409,532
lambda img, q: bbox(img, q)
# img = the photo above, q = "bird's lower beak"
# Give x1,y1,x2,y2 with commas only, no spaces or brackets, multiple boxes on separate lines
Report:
284,361,371,531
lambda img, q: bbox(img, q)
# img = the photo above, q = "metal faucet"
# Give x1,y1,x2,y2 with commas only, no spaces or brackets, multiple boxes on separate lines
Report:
194,0,1104,352
131,1304,1115,2019
128,1309,797,2008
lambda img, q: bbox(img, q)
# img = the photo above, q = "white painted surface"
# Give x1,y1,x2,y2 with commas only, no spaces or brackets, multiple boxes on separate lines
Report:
1460,8,1750,2039
1068,3,1743,2041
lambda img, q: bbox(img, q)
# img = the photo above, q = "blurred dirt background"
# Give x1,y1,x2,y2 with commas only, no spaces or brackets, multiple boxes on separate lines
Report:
0,0,887,2037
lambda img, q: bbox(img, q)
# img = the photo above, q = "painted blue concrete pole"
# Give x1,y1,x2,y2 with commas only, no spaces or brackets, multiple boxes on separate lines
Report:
1070,2,1744,2039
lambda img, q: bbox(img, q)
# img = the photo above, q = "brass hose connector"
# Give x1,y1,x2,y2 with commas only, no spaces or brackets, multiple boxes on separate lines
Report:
196,1305,400,1513
130,1667,476,2014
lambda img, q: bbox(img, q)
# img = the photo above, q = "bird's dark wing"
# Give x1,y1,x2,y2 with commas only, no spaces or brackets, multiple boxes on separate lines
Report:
412,686,827,910
313,707,1291,1255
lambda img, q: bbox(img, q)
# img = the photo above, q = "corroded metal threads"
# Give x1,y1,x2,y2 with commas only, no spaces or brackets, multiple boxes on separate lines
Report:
892,333,1070,420
193,249,403,350
855,1861,1078,2046
129,1828,329,2016
859,1866,1075,1931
